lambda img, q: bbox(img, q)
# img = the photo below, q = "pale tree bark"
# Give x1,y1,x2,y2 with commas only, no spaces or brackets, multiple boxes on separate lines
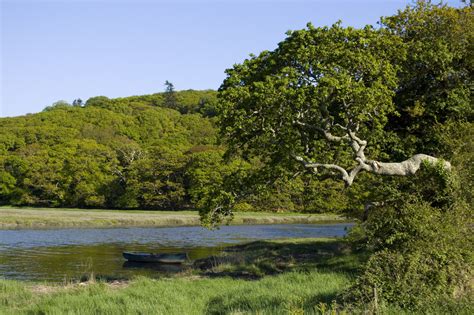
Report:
294,121,451,186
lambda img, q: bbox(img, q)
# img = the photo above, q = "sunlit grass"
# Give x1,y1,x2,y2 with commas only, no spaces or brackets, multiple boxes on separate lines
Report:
1,272,351,315
0,207,345,229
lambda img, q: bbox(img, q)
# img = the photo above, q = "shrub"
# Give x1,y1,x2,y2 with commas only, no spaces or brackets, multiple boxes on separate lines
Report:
345,163,473,309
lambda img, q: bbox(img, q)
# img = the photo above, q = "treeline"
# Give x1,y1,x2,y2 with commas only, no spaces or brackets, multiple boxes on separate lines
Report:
0,89,347,212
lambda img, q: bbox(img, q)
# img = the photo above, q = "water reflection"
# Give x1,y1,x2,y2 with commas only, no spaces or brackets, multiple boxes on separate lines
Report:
122,261,184,273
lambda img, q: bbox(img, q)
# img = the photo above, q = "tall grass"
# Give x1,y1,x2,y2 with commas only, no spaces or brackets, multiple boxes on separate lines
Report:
3,275,470,314
1,272,350,314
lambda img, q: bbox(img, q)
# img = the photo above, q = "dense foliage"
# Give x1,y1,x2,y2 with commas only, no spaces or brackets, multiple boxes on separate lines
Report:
346,157,473,308
346,3,474,308
210,1,472,309
0,89,348,212
0,90,218,209
0,1,472,310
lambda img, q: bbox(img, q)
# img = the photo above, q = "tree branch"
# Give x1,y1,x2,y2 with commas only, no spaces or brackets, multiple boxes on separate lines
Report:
364,154,451,176
294,155,351,183
295,113,450,186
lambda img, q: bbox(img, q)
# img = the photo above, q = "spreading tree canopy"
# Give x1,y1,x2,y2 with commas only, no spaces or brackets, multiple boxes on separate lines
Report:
210,4,472,306
219,23,450,185
206,19,455,226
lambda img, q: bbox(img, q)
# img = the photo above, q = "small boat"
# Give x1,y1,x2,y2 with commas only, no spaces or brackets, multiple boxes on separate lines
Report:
122,252,188,264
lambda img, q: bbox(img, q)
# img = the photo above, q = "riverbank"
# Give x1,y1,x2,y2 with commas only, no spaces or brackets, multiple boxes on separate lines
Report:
0,207,346,229
1,238,469,315
1,238,355,314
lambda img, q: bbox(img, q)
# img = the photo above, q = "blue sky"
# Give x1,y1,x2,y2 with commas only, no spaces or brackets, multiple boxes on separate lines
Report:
0,0,463,117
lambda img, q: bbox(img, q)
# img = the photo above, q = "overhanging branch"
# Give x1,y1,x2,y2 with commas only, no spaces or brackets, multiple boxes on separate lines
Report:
294,155,350,182
294,122,451,186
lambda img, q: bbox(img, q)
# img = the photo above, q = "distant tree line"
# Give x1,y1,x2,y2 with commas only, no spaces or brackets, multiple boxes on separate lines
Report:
0,89,349,212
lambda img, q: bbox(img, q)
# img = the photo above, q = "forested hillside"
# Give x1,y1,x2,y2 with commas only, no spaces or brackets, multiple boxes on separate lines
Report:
0,89,346,211
1,2,472,312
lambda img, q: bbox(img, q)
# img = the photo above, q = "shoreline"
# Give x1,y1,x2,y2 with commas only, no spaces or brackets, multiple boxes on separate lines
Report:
0,237,467,314
0,207,348,229
0,238,356,314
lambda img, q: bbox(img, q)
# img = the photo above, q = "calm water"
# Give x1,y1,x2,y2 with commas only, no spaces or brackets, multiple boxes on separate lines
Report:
0,223,352,282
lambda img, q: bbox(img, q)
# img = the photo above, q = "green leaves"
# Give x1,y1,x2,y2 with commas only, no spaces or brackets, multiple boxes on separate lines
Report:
381,2,473,157
215,3,472,307
219,23,403,171
0,90,219,209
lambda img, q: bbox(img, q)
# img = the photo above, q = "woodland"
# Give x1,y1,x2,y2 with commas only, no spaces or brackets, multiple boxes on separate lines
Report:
0,1,472,311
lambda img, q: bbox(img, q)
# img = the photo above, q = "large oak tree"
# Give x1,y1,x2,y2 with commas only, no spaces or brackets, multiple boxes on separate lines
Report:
205,22,453,226
209,3,473,307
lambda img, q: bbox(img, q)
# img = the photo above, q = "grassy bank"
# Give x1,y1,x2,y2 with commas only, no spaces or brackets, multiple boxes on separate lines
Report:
2,238,470,314
1,272,351,315
1,238,354,314
0,207,346,229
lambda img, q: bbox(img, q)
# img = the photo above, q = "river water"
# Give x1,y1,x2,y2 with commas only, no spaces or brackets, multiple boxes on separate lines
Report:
0,223,352,282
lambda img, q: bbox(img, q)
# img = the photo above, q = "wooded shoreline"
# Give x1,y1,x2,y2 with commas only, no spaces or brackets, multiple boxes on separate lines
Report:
0,207,346,229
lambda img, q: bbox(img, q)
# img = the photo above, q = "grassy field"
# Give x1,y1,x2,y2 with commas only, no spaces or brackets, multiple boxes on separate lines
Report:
0,206,346,229
1,238,470,314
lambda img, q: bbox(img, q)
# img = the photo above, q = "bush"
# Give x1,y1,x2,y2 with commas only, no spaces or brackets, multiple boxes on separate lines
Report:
345,162,473,309
233,202,254,212
347,245,472,309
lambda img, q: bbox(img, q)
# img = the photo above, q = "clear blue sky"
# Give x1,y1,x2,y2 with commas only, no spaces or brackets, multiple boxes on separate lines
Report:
0,0,462,117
